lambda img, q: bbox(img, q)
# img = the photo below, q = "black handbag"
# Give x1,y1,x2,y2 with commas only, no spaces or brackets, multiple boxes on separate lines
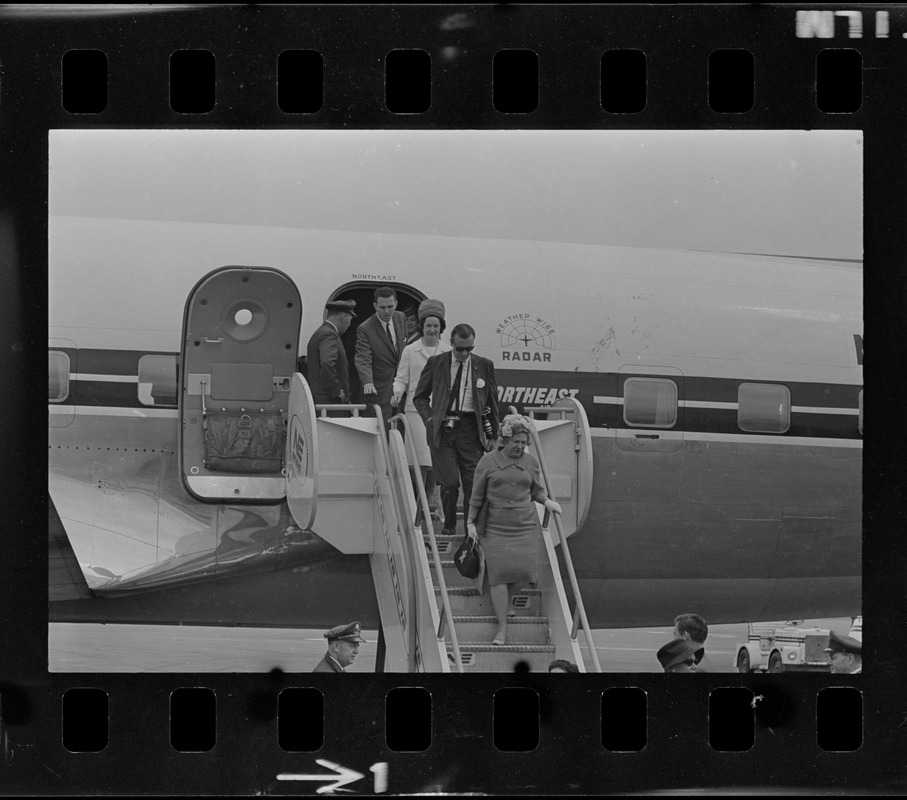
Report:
453,534,480,579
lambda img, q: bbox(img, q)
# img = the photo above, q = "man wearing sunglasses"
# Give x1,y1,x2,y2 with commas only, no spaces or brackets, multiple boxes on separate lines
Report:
414,323,500,536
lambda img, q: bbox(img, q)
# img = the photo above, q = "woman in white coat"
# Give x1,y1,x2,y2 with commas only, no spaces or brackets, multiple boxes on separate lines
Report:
391,299,451,517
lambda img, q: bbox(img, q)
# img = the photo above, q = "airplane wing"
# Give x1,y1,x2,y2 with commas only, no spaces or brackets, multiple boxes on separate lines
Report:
48,497,93,603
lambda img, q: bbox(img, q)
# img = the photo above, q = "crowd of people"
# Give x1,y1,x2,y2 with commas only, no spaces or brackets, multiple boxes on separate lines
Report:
306,288,863,674
305,286,560,650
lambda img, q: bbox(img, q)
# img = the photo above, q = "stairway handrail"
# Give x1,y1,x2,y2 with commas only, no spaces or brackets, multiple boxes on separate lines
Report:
509,406,603,673
383,409,464,673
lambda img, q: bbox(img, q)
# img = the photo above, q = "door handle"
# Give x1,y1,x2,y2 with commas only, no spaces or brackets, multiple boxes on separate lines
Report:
202,337,224,343
634,434,660,439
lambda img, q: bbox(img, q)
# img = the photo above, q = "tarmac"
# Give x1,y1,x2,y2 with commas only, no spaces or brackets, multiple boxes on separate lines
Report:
49,618,853,673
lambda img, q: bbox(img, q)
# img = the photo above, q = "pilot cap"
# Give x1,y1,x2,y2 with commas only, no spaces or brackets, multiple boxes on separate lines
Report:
824,631,862,656
325,299,357,317
323,621,367,643
656,639,701,671
418,299,446,323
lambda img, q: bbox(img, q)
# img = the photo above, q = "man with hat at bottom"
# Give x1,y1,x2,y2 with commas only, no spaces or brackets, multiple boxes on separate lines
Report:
656,638,702,673
306,300,357,407
824,630,862,674
312,621,367,673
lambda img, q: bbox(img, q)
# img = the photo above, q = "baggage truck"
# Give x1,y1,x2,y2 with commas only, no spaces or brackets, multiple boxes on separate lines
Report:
735,617,861,673
735,622,831,673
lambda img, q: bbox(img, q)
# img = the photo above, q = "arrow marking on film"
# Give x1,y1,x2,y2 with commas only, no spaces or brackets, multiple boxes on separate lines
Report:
277,759,365,793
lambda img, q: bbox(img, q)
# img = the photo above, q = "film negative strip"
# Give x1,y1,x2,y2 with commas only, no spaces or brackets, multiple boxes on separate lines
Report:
1,3,903,795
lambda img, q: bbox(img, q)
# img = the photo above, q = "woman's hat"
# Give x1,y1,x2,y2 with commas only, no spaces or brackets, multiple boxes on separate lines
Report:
418,299,445,323
656,639,701,671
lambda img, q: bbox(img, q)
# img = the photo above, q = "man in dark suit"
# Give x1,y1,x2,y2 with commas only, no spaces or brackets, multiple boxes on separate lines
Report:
673,613,713,673
355,286,407,426
312,621,367,673
414,323,499,536
305,300,356,405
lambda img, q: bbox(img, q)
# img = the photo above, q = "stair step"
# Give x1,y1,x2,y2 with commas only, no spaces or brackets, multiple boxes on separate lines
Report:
452,643,555,653
452,616,550,645
445,643,556,673
437,566,481,588
436,587,543,616
424,539,455,555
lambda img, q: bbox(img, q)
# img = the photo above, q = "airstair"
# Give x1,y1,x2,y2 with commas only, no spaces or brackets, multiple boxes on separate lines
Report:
284,371,599,673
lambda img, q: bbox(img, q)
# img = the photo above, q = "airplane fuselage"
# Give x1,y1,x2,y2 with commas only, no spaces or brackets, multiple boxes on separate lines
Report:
49,217,862,627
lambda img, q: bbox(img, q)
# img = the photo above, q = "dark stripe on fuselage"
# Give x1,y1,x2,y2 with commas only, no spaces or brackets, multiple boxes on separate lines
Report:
72,380,143,408
76,348,174,375
681,408,858,439
51,348,863,440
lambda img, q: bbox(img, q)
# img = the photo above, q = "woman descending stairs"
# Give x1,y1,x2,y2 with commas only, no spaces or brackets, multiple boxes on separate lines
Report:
429,530,556,672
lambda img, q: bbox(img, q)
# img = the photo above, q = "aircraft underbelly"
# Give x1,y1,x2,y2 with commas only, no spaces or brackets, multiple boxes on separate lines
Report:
576,436,861,581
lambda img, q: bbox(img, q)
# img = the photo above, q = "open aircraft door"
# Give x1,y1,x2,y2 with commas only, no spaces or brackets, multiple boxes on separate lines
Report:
528,396,593,537
179,266,302,502
285,373,318,530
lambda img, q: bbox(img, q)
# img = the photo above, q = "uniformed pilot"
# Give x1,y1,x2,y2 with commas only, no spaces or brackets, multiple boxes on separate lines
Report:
306,299,357,406
824,631,862,674
312,621,367,673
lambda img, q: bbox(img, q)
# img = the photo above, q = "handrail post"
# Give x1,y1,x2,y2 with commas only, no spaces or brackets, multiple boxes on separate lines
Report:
385,411,464,673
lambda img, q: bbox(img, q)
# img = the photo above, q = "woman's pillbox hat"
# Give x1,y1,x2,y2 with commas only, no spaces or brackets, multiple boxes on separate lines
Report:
656,639,701,670
418,299,445,323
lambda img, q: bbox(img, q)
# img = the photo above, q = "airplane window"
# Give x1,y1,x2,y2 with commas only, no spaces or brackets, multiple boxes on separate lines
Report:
623,378,677,427
138,354,178,407
49,351,70,402
737,383,790,434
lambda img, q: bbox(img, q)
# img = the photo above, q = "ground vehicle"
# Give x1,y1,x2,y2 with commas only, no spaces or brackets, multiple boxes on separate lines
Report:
735,622,831,673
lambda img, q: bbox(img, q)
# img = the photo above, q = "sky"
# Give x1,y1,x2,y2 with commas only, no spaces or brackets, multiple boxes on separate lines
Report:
50,129,862,260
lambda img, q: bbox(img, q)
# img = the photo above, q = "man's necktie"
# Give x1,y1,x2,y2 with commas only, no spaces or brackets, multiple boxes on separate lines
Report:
386,321,396,353
449,360,463,412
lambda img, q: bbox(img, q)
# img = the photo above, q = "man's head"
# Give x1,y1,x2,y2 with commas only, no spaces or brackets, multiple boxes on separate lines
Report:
323,621,367,668
329,638,360,668
373,287,398,323
673,613,708,645
450,323,476,363
825,631,862,674
325,300,357,335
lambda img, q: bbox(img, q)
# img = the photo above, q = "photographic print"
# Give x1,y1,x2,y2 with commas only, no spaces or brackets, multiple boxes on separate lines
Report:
48,129,862,675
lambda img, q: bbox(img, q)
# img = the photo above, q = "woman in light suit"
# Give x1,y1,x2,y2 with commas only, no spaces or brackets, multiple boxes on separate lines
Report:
391,299,451,517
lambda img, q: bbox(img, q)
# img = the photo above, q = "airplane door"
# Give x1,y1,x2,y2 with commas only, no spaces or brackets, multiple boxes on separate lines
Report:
285,373,318,530
179,266,302,502
614,366,684,454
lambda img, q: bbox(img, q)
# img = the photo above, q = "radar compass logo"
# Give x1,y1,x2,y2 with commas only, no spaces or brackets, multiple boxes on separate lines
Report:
496,314,555,362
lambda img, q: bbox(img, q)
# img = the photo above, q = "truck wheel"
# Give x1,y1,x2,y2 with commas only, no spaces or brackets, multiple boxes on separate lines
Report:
768,651,784,673
736,650,752,673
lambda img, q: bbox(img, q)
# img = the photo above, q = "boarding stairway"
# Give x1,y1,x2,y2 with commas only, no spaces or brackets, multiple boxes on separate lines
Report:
283,372,599,672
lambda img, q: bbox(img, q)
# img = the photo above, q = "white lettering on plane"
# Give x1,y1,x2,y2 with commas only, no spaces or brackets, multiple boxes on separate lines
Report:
501,351,551,362
498,387,578,405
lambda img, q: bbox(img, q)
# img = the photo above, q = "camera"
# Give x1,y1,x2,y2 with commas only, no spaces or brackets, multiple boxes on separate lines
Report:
443,415,460,432
481,407,495,440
